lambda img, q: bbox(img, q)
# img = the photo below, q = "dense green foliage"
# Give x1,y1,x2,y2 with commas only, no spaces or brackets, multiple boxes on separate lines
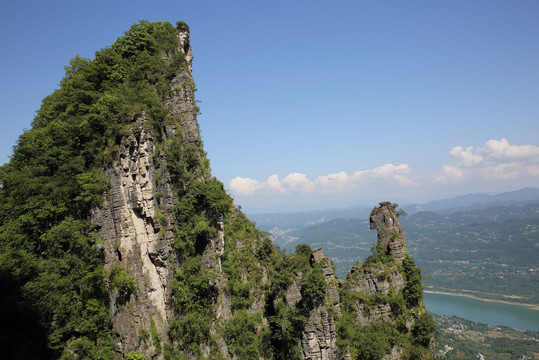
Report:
166,136,231,357
263,244,322,359
364,240,395,266
402,256,424,308
223,310,271,360
109,261,136,304
300,263,326,304
0,20,188,358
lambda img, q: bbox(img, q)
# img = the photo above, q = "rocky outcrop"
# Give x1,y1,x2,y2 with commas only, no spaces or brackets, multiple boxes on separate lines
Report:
300,249,340,360
90,118,171,356
331,201,434,358
311,248,341,315
345,262,406,328
347,264,405,296
90,27,197,358
301,305,339,360
369,202,407,263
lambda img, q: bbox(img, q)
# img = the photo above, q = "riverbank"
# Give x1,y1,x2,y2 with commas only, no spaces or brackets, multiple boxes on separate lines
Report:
424,289,539,311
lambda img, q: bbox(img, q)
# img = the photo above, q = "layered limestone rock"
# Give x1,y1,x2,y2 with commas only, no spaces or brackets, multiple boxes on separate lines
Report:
90,28,197,358
347,264,405,296
345,262,406,327
90,120,176,356
301,307,338,360
300,248,341,360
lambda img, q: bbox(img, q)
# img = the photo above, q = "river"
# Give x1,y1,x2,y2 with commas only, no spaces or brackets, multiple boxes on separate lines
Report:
424,292,539,331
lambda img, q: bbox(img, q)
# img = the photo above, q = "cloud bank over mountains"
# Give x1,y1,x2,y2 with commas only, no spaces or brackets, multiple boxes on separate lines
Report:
437,138,539,183
230,163,416,196
229,139,539,204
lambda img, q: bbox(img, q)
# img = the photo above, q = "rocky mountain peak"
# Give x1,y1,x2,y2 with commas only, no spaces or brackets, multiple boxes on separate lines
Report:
370,201,407,263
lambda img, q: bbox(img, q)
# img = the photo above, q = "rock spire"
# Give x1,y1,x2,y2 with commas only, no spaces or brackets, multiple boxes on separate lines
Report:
369,201,407,263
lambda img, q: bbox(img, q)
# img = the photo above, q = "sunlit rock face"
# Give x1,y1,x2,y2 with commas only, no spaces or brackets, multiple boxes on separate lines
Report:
90,27,199,358
370,202,407,263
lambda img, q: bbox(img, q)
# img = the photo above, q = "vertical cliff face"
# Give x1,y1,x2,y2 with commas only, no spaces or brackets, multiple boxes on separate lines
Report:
89,27,196,356
0,21,436,360
91,122,171,354
299,248,341,360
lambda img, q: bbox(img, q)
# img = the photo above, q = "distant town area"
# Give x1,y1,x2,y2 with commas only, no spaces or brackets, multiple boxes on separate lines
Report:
433,314,539,359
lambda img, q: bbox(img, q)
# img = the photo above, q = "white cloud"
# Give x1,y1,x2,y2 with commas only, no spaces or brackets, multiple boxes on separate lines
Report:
315,171,352,192
282,172,315,192
361,163,417,186
229,177,262,196
479,138,539,160
229,163,417,197
436,138,539,183
481,162,521,180
229,139,539,208
266,174,285,193
435,165,464,183
448,146,483,166
528,165,539,176
229,174,285,196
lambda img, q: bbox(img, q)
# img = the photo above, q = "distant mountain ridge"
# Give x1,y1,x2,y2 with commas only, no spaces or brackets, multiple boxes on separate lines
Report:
248,188,539,246
403,187,539,215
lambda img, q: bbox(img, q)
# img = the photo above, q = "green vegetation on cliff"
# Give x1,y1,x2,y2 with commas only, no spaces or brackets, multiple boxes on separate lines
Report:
337,253,436,359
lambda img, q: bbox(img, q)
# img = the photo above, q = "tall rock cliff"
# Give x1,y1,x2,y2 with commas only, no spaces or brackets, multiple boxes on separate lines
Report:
0,21,436,360
88,25,196,356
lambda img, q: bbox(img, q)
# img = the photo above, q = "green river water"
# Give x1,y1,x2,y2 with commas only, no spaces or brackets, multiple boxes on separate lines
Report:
424,292,539,331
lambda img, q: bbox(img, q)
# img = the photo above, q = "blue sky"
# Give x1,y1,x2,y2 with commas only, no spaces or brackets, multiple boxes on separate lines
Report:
2,1,539,212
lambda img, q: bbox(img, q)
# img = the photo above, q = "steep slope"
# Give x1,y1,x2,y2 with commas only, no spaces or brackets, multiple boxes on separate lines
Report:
0,21,435,360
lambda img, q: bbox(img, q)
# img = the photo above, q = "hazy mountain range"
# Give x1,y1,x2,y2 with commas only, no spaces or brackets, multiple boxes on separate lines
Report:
248,187,539,246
